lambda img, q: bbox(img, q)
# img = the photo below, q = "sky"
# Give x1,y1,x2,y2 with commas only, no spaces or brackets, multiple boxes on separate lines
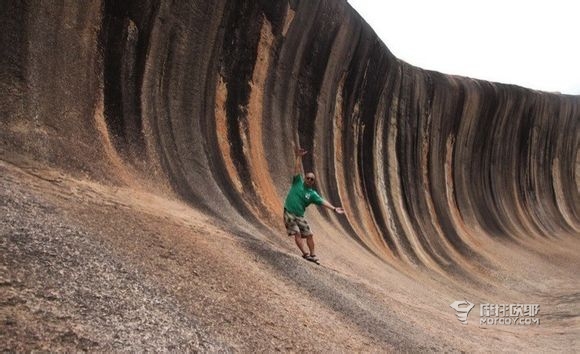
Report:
347,0,580,95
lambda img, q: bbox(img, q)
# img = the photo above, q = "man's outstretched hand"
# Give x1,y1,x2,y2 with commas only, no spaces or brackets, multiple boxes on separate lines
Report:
296,148,308,157
334,207,345,214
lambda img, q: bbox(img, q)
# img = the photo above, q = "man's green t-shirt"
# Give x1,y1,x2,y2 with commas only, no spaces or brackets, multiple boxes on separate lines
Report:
284,174,324,217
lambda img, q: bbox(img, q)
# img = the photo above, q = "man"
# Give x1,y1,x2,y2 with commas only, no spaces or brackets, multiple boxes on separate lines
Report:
283,147,345,263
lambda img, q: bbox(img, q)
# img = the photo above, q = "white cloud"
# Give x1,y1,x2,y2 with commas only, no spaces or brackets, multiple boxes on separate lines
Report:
347,0,580,94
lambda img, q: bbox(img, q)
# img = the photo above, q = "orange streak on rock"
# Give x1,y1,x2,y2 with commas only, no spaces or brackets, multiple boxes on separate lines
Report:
245,17,284,223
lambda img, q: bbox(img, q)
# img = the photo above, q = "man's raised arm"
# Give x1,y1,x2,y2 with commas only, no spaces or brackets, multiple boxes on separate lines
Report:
294,148,307,176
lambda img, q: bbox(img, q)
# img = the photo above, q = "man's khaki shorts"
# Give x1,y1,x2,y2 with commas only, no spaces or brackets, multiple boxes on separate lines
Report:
283,209,312,237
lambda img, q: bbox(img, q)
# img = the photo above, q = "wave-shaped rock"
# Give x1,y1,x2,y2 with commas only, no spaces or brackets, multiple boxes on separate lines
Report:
1,0,579,350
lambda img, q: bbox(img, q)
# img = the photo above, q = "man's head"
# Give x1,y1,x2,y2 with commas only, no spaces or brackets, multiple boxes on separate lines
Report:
305,172,316,187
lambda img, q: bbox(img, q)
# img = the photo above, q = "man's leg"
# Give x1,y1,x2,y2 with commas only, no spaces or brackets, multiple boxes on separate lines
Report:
294,233,308,255
285,210,308,256
305,235,315,256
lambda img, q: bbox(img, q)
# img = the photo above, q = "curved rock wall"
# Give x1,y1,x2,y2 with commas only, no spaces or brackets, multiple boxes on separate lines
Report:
1,0,578,274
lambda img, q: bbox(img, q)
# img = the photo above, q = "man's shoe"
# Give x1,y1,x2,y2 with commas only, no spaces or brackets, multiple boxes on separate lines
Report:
307,254,318,262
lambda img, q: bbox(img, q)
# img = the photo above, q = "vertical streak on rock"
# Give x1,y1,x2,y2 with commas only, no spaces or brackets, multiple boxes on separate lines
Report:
550,98,580,234
381,68,422,266
330,44,392,259
215,74,243,194
0,0,27,129
295,0,338,171
452,80,496,250
267,1,324,191
255,1,296,199
371,76,405,262
392,67,444,269
409,71,453,271
281,6,295,37
374,70,409,262
93,88,136,186
425,76,483,266
245,16,284,225
415,76,458,270
340,25,408,261
333,75,374,247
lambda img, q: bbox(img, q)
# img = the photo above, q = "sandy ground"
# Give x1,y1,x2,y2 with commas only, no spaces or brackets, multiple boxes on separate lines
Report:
1,157,579,352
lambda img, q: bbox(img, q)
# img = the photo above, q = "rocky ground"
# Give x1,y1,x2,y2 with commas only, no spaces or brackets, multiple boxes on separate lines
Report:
0,158,418,352
1,157,579,352
0,160,226,351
